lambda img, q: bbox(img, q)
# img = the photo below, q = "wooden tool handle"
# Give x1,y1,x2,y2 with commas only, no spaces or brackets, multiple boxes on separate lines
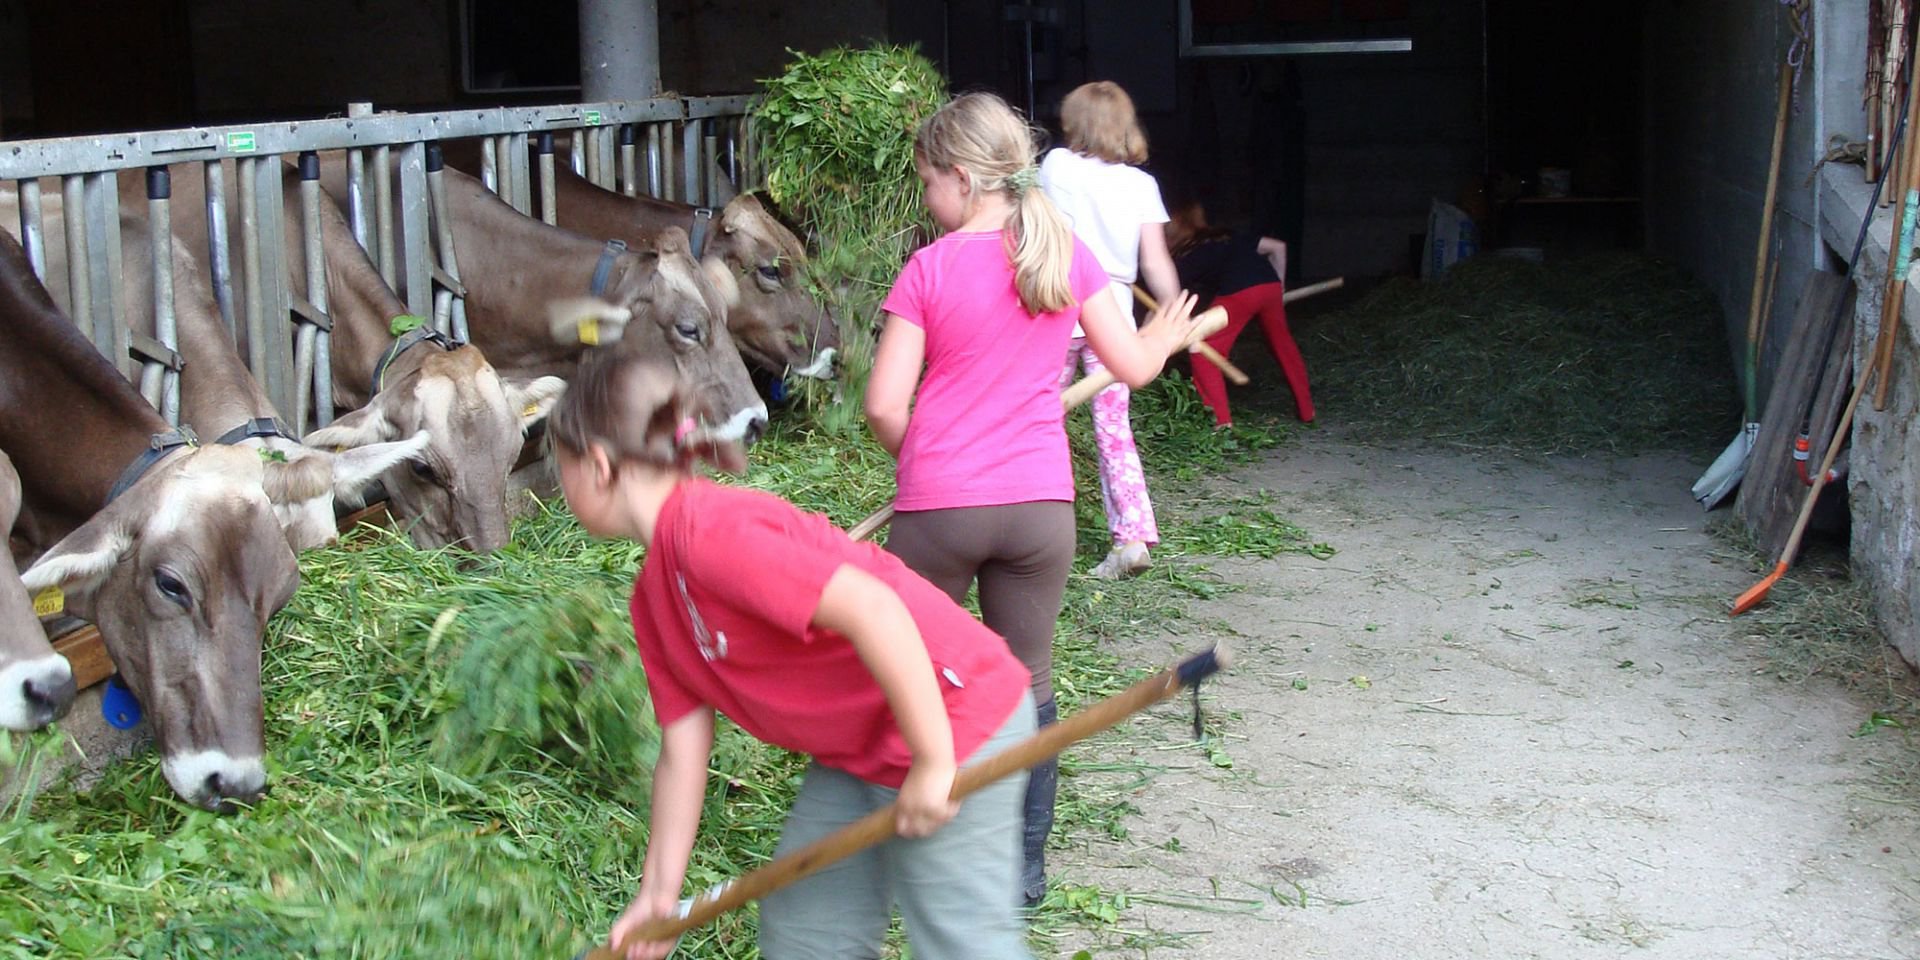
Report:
582,645,1231,959
1281,276,1344,302
852,300,1237,542
1060,305,1230,409
1131,285,1249,385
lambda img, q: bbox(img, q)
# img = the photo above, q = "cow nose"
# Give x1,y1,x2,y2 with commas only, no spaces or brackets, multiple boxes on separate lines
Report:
743,415,767,446
203,767,268,813
24,670,77,725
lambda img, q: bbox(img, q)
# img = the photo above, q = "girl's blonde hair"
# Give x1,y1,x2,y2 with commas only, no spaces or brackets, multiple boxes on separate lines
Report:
915,92,1075,315
547,348,746,475
1061,81,1148,165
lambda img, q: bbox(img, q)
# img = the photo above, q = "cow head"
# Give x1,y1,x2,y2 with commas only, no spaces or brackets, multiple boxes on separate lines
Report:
0,450,74,732
249,434,432,551
595,227,767,445
305,345,562,554
19,445,300,811
698,195,838,380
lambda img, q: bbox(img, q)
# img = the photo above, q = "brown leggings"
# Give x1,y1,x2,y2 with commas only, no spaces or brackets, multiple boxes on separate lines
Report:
885,500,1075,698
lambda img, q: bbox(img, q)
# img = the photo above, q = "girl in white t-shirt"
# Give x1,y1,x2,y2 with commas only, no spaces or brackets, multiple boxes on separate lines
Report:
1038,81,1181,579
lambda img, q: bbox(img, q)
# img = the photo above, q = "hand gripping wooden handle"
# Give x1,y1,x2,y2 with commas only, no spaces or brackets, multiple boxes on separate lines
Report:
581,645,1231,960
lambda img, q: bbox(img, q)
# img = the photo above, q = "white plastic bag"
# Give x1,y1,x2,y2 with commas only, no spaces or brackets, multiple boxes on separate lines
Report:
1422,199,1479,280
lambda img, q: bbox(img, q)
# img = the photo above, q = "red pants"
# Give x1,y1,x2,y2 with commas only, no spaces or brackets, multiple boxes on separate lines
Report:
1191,282,1314,425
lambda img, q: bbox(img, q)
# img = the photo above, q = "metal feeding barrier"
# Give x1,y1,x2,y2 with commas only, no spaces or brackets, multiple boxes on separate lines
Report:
0,94,759,436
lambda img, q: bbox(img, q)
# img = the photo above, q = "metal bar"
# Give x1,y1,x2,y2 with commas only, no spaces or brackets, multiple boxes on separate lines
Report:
724,116,739,192
741,114,757,190
682,95,757,119
703,126,719,205
425,143,462,337
373,144,396,286
0,99,685,180
537,133,557,225
481,135,499,194
143,168,175,421
584,125,603,188
1181,39,1412,57
398,142,431,320
297,152,329,430
571,128,588,178
619,125,638,197
82,172,125,376
682,119,701,204
249,156,293,416
510,132,532,215
59,176,91,339
346,102,374,255
238,158,266,392
646,123,663,197
204,160,238,340
599,124,618,191
17,179,45,281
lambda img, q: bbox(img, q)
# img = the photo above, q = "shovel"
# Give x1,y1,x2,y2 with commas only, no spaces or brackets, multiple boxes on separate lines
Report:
577,644,1230,960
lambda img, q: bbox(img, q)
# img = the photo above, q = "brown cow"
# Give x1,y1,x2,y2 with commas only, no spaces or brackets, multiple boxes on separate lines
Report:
1,230,299,811
268,164,564,553
0,449,74,731
5,186,431,552
315,156,768,446
443,141,836,379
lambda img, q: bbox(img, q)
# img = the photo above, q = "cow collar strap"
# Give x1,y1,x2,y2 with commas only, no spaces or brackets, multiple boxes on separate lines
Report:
590,239,627,298
106,427,200,504
687,207,716,259
372,325,458,394
213,417,296,446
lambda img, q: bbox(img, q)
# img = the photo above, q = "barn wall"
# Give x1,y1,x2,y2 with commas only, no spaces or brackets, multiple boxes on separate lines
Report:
659,0,888,94
1643,2,1823,412
1649,0,1917,666
0,0,33,133
189,0,456,119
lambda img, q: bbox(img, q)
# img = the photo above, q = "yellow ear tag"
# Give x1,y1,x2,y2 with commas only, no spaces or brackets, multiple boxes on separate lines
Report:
33,586,64,618
522,402,541,418
578,317,601,346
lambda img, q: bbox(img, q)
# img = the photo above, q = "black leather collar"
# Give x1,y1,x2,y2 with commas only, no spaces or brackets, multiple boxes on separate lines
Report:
106,427,199,503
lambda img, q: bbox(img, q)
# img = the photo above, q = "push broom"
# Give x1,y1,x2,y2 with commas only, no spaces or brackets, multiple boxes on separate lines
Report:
576,644,1230,959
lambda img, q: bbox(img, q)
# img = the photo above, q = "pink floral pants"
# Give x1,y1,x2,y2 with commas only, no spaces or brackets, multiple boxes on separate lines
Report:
1061,338,1159,547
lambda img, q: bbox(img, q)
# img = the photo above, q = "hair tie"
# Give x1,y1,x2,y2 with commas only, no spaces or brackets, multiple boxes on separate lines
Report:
674,416,697,445
1006,165,1039,195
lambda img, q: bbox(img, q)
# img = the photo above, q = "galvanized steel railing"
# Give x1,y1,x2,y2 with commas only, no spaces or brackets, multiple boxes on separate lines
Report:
1,94,759,435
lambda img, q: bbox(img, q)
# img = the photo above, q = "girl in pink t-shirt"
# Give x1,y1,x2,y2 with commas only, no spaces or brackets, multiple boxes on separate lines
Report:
554,350,1038,960
865,91,1202,905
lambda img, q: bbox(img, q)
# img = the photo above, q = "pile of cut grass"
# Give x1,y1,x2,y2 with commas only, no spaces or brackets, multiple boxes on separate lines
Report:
1299,253,1739,456
0,376,1296,959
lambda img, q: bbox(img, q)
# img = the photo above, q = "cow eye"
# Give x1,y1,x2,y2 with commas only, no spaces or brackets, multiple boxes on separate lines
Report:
756,264,781,281
410,459,439,484
674,321,702,343
154,569,191,610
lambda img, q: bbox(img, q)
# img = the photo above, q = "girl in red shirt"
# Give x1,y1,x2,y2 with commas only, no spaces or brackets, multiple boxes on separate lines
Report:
554,350,1039,960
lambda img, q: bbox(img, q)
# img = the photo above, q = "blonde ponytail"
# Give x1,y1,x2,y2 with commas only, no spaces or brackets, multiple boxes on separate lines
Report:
1007,182,1075,314
916,92,1079,315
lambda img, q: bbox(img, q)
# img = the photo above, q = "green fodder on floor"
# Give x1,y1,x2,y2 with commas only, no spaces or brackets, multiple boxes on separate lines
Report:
0,377,1295,959
1300,253,1740,455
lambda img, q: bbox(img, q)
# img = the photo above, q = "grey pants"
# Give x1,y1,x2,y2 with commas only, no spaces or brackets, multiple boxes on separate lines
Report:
757,692,1037,960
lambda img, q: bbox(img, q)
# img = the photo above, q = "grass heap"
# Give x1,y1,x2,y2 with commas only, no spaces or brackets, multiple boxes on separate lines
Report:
0,376,1301,959
1299,253,1740,456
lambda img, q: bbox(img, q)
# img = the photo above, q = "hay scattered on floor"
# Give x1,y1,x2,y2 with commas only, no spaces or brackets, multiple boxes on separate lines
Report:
1301,253,1739,455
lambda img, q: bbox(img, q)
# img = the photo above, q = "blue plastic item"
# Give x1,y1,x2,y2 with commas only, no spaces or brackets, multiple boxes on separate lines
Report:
102,675,143,729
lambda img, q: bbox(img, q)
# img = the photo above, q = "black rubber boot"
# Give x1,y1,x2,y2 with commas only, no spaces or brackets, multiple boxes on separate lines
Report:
1022,697,1059,907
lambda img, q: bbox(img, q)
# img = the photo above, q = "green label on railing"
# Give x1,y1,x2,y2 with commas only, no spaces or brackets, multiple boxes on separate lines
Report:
227,131,257,153
584,110,603,126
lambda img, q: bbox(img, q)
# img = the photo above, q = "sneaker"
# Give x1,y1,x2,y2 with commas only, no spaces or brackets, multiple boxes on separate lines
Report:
1089,542,1151,579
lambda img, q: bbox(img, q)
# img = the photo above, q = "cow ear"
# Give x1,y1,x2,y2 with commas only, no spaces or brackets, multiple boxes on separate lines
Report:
504,376,567,431
20,510,133,617
323,431,430,497
702,258,741,307
546,297,631,347
303,404,398,450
